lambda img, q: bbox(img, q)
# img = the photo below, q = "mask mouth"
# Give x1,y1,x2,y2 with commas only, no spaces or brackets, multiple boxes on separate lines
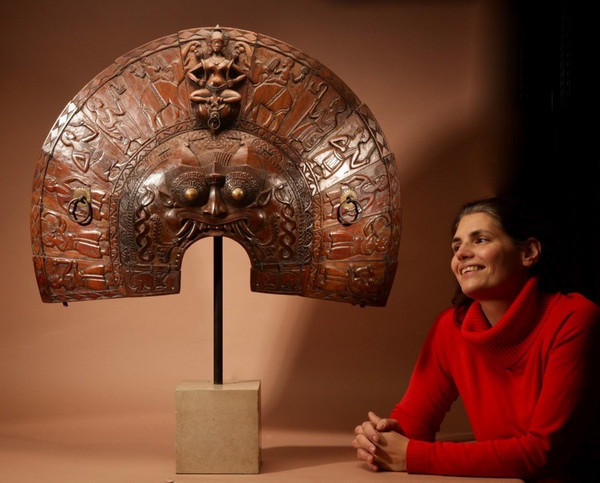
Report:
172,211,276,250
174,211,262,236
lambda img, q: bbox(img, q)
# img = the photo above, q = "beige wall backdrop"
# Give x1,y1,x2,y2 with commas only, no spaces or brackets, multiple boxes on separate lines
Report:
0,0,514,436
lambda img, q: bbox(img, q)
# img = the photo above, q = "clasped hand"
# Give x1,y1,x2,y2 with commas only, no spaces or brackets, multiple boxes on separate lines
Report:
352,411,409,472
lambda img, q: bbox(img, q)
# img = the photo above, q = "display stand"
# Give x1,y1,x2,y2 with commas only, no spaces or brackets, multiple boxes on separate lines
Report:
175,238,261,474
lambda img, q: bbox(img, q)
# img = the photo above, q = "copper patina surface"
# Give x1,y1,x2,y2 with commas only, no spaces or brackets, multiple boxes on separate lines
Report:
31,26,401,306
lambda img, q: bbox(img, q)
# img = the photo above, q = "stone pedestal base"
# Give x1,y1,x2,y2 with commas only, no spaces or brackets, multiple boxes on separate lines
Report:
175,380,261,474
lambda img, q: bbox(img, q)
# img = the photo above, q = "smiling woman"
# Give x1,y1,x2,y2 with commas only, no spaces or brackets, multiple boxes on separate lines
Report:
449,198,562,325
450,199,543,325
352,196,600,480
450,212,540,324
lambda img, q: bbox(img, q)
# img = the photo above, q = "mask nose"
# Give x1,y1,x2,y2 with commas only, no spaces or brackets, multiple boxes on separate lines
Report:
202,173,228,218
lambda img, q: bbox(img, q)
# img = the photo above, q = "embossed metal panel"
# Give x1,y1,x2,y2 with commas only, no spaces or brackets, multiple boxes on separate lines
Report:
31,27,401,306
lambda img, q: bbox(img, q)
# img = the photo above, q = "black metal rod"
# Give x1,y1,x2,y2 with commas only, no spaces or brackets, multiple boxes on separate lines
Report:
213,236,223,385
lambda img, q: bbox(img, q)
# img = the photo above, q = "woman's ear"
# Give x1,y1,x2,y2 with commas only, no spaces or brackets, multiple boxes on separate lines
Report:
521,237,541,267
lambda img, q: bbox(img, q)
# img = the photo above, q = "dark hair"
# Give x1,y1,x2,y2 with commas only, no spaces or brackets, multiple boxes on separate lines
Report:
451,196,565,319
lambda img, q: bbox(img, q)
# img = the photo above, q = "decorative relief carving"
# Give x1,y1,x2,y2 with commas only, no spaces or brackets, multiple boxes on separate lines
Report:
306,115,379,194
123,267,178,296
311,125,369,179
128,54,187,130
45,258,112,294
31,26,401,306
321,214,392,261
245,55,308,131
311,261,389,307
53,111,125,188
385,154,402,212
183,27,248,132
117,130,311,278
288,83,347,153
60,120,99,172
322,163,391,224
41,211,107,258
43,175,108,223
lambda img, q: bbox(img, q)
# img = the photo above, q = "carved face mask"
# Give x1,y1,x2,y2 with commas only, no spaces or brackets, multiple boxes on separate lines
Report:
31,26,401,307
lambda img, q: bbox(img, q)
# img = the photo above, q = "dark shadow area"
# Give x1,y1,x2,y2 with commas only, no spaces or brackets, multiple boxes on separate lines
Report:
261,445,352,473
501,1,600,304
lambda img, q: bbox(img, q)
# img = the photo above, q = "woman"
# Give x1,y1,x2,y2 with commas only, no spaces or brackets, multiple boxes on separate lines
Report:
353,197,599,479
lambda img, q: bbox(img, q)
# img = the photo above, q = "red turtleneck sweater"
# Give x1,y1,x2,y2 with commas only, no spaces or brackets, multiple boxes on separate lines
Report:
390,277,600,478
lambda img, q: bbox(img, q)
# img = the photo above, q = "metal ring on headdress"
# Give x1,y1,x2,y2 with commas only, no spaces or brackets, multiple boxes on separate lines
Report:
337,190,362,225
68,195,93,226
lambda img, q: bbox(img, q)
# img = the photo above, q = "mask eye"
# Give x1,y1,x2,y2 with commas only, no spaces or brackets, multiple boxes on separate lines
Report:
185,187,200,202
231,187,245,201
223,171,259,207
172,171,209,206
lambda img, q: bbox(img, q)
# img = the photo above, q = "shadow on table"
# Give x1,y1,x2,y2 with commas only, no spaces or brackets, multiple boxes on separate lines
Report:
261,445,353,473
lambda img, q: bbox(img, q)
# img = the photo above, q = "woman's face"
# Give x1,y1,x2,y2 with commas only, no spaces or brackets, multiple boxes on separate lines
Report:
450,212,533,303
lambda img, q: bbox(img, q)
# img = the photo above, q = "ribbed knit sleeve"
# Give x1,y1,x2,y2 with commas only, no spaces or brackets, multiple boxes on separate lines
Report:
390,308,459,441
